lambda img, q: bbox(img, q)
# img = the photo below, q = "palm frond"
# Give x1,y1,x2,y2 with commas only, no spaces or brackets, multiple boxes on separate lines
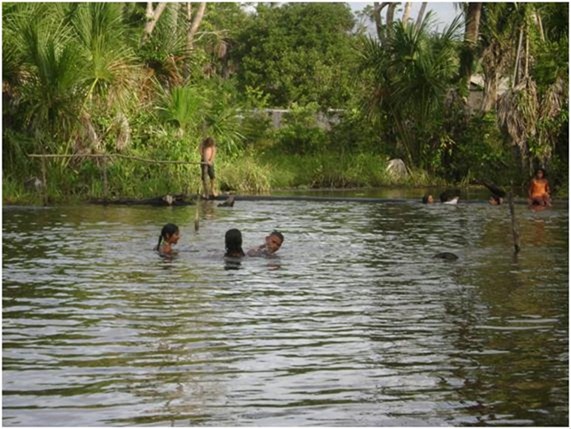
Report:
69,3,140,108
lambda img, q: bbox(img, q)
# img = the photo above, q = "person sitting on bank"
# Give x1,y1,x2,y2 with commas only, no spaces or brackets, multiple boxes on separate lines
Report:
224,228,245,258
247,230,284,257
156,223,180,255
199,136,217,199
528,168,551,207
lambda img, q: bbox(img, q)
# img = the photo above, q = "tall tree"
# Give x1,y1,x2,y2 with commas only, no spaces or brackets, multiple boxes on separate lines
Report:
459,2,482,94
142,2,167,43
496,2,568,172
234,3,358,108
360,13,462,167
479,3,517,112
183,2,206,79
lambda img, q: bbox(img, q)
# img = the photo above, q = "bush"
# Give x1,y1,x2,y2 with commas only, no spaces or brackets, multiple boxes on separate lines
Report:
439,113,516,184
273,103,329,154
217,156,271,193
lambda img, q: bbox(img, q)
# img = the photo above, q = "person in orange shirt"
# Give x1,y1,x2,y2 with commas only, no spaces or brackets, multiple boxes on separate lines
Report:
528,168,551,207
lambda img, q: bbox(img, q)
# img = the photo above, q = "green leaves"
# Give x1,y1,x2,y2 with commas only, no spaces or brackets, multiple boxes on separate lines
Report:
360,13,462,168
70,3,138,107
234,2,359,108
158,85,205,131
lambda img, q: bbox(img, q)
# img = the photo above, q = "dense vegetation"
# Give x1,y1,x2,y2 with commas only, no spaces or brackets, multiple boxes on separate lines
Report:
2,2,568,204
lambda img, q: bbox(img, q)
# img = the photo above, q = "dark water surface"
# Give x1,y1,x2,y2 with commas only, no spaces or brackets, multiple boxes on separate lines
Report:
2,195,568,426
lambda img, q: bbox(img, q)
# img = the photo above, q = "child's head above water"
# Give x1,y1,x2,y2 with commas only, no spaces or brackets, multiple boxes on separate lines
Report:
156,223,180,252
225,228,245,257
422,194,434,204
266,230,284,253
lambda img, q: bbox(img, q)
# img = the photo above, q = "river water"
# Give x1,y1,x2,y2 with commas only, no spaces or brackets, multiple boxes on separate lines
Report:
2,195,568,426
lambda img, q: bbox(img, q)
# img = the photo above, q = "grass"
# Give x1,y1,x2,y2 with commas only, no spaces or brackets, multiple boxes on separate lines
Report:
2,150,456,205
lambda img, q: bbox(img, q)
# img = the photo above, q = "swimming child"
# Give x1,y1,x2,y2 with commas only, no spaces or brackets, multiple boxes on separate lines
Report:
422,194,434,204
439,189,460,204
156,223,180,255
225,228,245,258
247,230,284,257
528,168,551,207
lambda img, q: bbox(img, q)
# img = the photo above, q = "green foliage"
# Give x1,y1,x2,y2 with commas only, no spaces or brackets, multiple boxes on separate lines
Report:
69,2,139,108
439,113,515,183
359,13,463,168
17,19,85,146
234,2,359,108
328,107,384,153
532,38,569,92
156,80,245,157
217,156,271,193
273,103,328,154
261,151,438,189
137,3,187,86
158,85,206,131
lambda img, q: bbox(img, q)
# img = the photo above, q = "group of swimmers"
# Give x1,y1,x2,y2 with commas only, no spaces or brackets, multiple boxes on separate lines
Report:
155,223,285,259
422,168,552,207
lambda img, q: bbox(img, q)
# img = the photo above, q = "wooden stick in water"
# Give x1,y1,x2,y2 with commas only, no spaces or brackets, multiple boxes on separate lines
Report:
194,190,200,232
508,191,521,254
41,156,48,206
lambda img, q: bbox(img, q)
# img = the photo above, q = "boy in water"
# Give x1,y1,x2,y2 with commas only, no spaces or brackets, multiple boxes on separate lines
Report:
247,230,284,257
199,137,217,199
528,168,551,207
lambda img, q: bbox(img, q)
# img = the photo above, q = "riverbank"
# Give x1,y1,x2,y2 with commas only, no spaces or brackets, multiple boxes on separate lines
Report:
3,150,566,206
1,151,440,205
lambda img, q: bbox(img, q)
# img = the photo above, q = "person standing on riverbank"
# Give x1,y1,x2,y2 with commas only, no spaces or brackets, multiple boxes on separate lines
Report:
199,137,217,199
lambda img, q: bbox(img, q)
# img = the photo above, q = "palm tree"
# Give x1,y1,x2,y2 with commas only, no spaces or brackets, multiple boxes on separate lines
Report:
496,2,568,173
360,12,462,168
67,3,141,153
458,2,482,94
479,3,518,112
69,3,139,108
4,4,86,154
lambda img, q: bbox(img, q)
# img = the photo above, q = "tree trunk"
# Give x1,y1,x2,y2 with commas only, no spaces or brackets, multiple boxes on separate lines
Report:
481,69,498,112
513,28,524,87
142,2,167,43
534,11,545,42
464,3,482,45
460,3,482,94
415,2,428,29
402,2,412,23
481,42,502,112
187,2,206,52
386,2,398,28
372,2,390,42
184,2,206,79
169,2,178,31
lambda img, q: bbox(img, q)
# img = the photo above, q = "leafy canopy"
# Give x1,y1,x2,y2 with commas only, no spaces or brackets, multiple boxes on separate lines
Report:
234,2,359,108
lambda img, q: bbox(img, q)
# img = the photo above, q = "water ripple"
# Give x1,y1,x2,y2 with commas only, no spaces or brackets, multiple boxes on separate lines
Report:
2,201,568,426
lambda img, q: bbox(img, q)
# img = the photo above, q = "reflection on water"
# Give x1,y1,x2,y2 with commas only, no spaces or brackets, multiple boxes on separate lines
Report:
2,198,568,426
